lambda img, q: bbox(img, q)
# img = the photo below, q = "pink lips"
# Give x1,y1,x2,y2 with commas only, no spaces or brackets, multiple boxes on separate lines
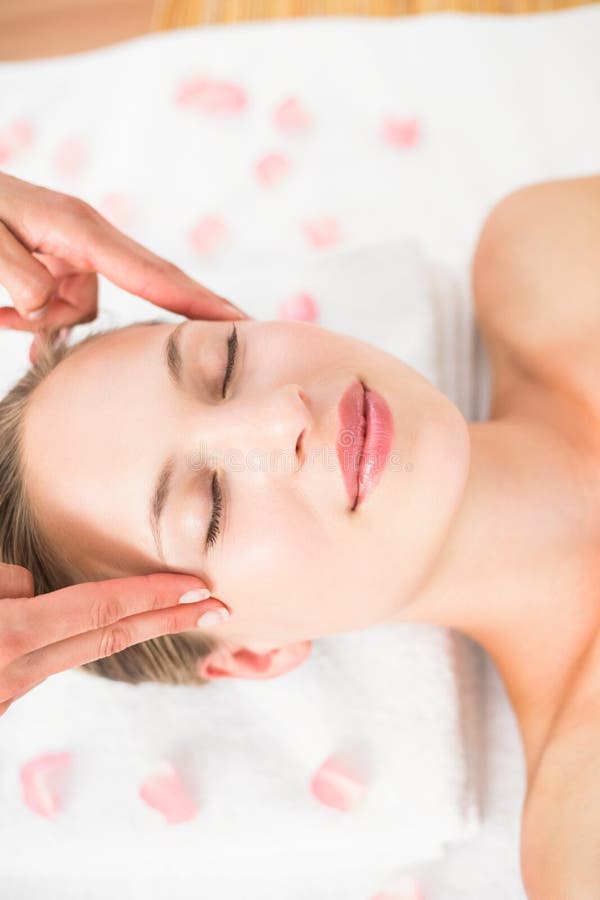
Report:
336,379,394,509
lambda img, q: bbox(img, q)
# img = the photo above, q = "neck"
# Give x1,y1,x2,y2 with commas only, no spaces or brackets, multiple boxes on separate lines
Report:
390,412,600,780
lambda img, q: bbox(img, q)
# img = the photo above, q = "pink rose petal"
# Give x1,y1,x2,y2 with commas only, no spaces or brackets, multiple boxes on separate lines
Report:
273,96,313,133
255,152,292,187
302,216,341,249
0,139,12,165
138,761,199,824
188,215,229,255
98,192,134,229
370,879,425,900
20,751,72,819
278,292,319,322
382,117,420,149
52,137,88,177
175,77,247,114
309,756,366,811
0,118,34,164
6,119,34,149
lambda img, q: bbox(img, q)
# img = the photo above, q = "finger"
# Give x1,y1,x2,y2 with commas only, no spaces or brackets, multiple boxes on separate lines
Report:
54,271,98,324
40,202,249,321
186,295,252,322
0,573,221,662
10,678,46,701
1,595,229,700
0,221,57,320
31,252,79,278
0,563,35,599
0,267,98,332
0,297,81,333
0,678,46,718
27,253,97,323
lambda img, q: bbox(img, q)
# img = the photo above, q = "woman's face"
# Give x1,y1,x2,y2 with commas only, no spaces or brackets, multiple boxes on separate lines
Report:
23,318,470,654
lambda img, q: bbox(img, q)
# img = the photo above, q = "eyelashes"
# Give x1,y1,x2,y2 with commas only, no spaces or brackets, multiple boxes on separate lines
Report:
206,472,223,550
206,324,238,551
221,324,238,399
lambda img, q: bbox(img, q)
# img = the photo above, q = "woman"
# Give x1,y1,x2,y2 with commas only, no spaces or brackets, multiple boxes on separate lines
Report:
1,173,600,899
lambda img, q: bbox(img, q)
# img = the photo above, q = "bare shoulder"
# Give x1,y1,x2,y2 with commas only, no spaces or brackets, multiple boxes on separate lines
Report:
520,629,600,899
471,176,600,417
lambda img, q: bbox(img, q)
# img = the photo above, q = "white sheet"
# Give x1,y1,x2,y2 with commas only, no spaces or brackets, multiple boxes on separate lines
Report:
1,8,599,897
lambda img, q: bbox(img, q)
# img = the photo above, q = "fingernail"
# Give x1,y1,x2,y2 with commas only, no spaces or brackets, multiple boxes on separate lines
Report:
178,587,211,604
220,299,245,317
26,305,48,321
196,608,230,627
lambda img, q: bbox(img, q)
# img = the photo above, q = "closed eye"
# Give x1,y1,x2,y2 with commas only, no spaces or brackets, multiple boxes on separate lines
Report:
206,472,223,550
206,325,239,551
221,324,238,399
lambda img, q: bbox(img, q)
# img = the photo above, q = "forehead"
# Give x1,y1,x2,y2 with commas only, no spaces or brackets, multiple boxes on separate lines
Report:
27,320,170,426
21,321,174,578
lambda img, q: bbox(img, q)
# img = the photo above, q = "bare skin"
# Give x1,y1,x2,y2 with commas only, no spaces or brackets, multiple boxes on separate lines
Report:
460,176,600,898
0,566,228,716
3,171,599,895
0,172,249,715
0,171,247,361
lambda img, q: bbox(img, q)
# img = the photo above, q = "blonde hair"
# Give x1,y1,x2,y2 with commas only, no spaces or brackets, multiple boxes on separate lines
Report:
0,319,219,686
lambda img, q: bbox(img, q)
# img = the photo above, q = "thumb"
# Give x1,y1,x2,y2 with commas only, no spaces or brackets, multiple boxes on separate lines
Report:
0,562,35,599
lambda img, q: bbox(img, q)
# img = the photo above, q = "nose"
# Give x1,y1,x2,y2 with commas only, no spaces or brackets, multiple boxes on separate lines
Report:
202,383,313,471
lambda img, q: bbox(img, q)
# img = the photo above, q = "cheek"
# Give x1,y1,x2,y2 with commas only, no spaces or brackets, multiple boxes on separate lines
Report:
217,493,351,642
219,497,313,629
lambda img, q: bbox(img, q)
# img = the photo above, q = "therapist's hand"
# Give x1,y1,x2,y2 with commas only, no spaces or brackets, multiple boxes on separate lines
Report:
0,172,248,363
0,562,230,717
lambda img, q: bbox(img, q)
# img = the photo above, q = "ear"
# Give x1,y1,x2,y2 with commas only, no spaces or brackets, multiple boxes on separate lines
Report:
196,640,312,681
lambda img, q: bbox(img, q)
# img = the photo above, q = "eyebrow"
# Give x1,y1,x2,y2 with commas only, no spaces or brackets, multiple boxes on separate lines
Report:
149,320,191,565
165,319,187,388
